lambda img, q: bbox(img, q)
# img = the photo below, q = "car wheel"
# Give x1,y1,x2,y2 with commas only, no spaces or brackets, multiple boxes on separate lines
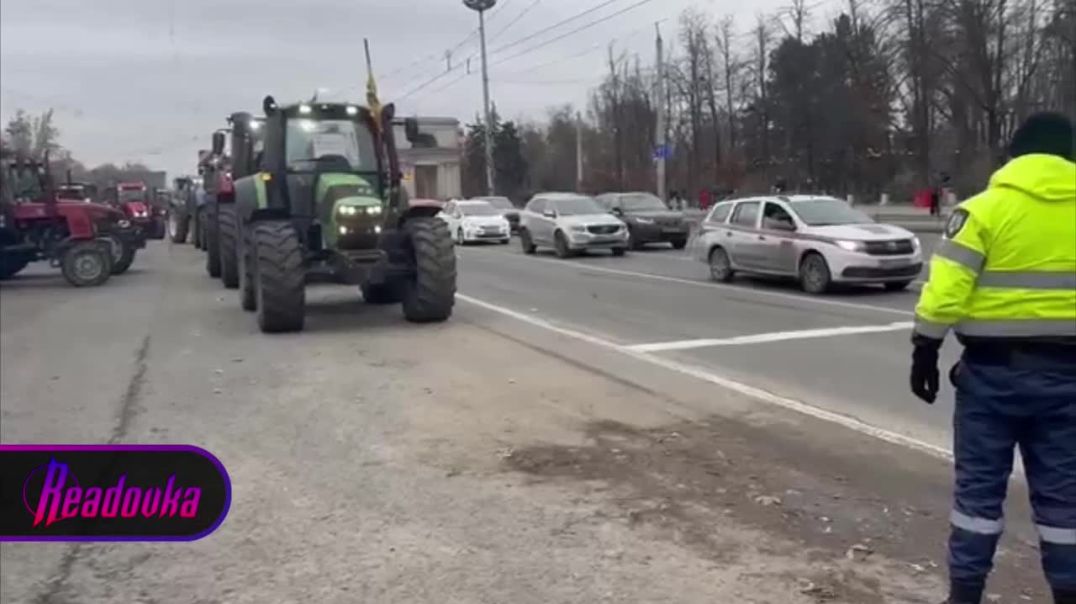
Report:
799,252,832,294
520,229,536,255
611,247,626,257
501,239,510,245
629,229,644,250
671,238,688,250
554,231,573,259
456,228,465,246
708,247,734,282
884,280,913,292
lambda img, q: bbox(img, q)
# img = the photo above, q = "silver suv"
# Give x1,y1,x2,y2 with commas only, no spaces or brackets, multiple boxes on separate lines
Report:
519,193,629,258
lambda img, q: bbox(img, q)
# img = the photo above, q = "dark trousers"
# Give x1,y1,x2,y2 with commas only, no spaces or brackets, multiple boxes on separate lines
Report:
950,353,1076,594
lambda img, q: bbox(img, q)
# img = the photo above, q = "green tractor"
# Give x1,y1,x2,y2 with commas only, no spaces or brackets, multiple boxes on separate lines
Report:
222,96,456,333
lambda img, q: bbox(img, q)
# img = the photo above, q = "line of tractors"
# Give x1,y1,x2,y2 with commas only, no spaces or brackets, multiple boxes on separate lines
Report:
0,159,165,287
166,95,457,333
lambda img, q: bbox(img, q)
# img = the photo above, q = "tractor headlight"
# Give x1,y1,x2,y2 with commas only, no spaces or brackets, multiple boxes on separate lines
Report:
365,205,382,216
299,104,312,115
346,105,359,116
338,205,356,216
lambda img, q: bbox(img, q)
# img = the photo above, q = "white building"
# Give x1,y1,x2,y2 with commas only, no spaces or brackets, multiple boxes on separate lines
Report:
393,117,462,201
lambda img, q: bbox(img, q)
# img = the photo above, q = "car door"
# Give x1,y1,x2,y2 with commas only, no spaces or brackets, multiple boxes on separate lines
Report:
441,201,458,232
757,201,800,274
528,198,554,244
726,201,763,268
694,201,733,260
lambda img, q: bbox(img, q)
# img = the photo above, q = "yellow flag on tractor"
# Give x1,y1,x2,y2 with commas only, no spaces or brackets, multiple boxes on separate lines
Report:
364,39,382,131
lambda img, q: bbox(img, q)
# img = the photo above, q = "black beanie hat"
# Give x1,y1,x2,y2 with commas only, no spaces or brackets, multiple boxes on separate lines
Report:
1008,112,1074,160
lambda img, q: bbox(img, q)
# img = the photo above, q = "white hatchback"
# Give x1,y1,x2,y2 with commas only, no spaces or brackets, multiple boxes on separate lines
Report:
440,200,511,245
692,195,923,293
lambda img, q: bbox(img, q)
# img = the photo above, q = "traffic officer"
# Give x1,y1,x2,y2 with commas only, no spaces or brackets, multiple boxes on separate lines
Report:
911,111,1076,604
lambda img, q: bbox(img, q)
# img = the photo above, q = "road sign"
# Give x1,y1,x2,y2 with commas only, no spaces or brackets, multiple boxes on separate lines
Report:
653,145,671,161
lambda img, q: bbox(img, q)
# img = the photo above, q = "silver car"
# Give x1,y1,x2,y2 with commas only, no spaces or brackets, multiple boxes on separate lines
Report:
518,193,629,258
692,195,923,293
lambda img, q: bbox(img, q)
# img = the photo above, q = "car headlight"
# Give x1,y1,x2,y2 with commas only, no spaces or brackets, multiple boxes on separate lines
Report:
570,225,588,233
634,217,654,224
911,236,921,251
835,239,867,252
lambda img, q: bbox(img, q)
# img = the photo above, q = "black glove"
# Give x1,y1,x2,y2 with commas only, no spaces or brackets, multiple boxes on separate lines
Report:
910,340,941,404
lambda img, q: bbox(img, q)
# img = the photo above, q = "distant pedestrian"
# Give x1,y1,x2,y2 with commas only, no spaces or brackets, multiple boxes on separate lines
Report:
929,185,941,217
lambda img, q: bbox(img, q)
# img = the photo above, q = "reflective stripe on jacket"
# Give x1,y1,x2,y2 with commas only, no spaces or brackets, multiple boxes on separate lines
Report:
915,154,1076,342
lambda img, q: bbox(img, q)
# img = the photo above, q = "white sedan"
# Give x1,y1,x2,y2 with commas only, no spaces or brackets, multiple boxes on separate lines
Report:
439,200,512,245
692,195,923,293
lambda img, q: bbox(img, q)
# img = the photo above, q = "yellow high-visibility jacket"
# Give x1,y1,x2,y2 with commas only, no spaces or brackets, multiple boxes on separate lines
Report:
915,154,1076,343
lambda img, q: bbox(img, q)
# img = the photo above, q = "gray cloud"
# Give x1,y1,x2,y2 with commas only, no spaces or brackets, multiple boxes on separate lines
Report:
2,0,785,178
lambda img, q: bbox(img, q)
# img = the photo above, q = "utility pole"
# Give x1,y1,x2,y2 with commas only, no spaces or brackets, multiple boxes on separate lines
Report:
576,111,584,191
654,23,667,201
464,0,498,196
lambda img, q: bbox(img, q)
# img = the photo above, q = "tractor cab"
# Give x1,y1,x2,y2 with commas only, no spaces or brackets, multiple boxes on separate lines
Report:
258,100,388,253
57,182,97,203
115,182,151,220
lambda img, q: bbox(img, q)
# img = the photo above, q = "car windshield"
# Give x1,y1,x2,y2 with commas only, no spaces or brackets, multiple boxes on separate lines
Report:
118,189,146,203
459,203,500,216
286,118,378,172
477,197,513,210
621,193,668,211
553,197,603,216
789,198,874,226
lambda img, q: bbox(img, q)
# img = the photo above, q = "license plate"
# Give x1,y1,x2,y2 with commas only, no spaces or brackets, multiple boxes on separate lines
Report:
879,258,911,268
663,227,683,233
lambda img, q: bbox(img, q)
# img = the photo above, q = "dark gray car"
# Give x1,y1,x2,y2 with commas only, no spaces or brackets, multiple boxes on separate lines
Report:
596,192,689,249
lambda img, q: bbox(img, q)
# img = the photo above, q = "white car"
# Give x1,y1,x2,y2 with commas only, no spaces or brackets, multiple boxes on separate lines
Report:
518,193,629,258
692,195,923,293
440,200,511,245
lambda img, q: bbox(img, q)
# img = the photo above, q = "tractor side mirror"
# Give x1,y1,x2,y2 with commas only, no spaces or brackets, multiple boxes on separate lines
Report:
263,95,278,116
405,118,420,142
211,131,226,155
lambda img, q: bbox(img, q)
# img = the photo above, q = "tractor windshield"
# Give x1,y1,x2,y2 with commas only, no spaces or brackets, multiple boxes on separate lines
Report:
118,189,147,203
286,119,378,173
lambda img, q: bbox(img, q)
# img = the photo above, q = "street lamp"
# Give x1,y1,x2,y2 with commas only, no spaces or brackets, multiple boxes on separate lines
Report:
463,0,497,195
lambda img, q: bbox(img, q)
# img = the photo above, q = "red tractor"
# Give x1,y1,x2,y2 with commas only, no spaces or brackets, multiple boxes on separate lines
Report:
0,158,144,285
110,181,166,240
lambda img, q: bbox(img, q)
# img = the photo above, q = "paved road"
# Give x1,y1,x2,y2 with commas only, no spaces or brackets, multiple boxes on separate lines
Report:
1,239,1044,603
458,233,952,450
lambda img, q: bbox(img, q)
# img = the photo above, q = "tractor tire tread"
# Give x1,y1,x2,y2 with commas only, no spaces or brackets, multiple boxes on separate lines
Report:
218,205,240,289
254,222,305,333
402,217,456,323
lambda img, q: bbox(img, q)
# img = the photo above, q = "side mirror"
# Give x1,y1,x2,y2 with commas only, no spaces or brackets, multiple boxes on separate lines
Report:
211,131,226,155
611,207,623,216
405,118,420,142
543,210,557,219
262,95,278,116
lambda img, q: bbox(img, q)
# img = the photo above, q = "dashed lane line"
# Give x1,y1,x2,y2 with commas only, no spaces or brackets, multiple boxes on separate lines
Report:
627,321,914,352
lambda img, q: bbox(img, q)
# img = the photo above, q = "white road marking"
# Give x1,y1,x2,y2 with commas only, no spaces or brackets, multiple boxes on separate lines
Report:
458,293,951,461
627,321,915,352
464,249,914,318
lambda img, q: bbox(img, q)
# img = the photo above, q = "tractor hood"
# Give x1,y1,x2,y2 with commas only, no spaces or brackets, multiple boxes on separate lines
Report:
316,173,384,249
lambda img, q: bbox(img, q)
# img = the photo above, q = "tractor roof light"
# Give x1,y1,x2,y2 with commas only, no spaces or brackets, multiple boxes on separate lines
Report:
299,120,316,132
346,105,359,116
299,104,313,115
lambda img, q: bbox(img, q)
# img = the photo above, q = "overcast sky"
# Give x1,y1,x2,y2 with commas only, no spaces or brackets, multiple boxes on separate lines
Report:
1,0,795,178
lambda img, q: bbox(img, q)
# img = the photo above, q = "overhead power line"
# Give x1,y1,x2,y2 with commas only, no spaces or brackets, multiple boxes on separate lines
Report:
488,0,543,44
400,0,636,101
488,0,622,55
489,0,658,68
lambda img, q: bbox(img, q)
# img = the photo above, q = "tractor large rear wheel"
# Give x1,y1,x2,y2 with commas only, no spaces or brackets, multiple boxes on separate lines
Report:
105,234,136,275
0,254,29,280
401,217,456,323
218,205,240,289
61,242,112,287
254,221,305,333
205,207,221,278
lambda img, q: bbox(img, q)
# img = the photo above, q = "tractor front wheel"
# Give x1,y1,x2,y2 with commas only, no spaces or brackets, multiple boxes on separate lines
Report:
401,217,456,323
205,208,221,278
238,224,257,312
254,221,305,333
61,242,112,287
106,235,136,275
218,205,240,289
168,210,189,244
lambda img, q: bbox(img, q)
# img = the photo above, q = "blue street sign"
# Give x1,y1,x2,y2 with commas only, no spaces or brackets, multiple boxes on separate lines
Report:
653,145,671,160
